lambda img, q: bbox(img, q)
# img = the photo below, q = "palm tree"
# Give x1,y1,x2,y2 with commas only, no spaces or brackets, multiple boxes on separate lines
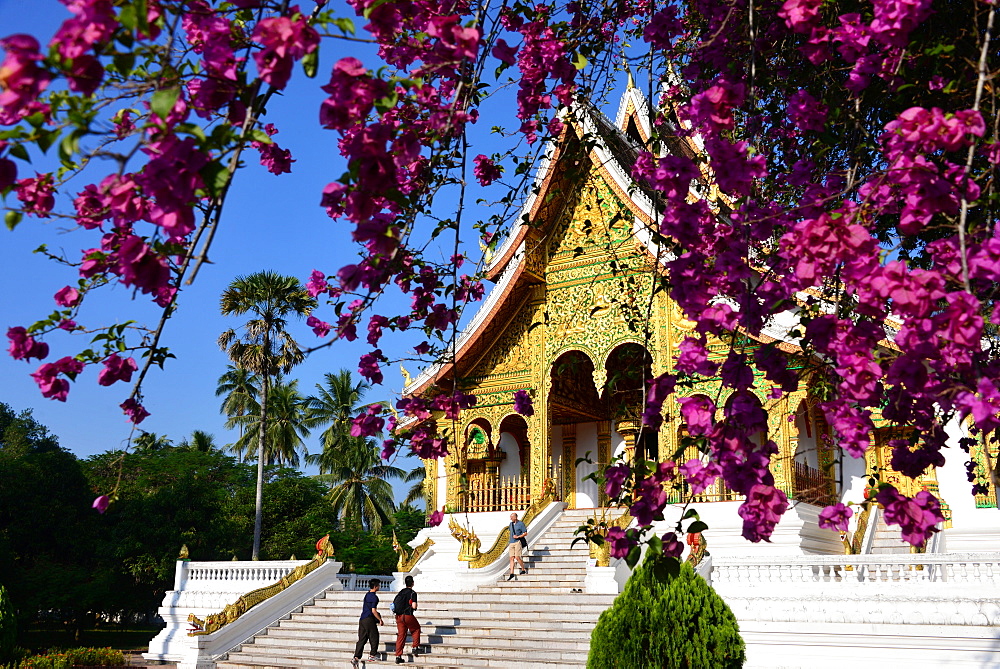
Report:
133,432,172,453
216,365,260,449
304,370,372,471
401,465,427,508
317,438,405,533
218,270,316,560
177,430,218,453
227,380,313,467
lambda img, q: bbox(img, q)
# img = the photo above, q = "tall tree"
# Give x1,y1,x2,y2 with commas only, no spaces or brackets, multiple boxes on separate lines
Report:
215,365,260,450
304,370,371,470
177,430,218,453
317,439,405,534
401,466,427,508
227,380,312,467
218,271,316,560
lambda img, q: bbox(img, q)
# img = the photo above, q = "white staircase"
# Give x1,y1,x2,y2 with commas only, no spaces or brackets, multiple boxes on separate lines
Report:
217,509,615,668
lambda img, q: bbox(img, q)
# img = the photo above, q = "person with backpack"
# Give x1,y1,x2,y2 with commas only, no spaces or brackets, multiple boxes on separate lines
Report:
506,512,528,581
392,575,421,664
352,578,384,668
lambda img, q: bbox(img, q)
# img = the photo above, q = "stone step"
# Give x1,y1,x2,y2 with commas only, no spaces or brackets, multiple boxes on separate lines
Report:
222,508,619,669
249,632,591,653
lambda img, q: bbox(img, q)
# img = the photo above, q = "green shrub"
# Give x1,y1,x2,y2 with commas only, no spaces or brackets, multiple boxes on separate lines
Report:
12,647,126,668
588,556,745,669
0,585,15,665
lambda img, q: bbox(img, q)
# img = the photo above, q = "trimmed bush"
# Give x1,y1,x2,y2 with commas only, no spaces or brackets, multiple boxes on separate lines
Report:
12,647,126,668
588,556,745,668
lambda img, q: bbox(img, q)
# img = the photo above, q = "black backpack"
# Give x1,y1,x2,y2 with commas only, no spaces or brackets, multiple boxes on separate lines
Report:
392,588,412,615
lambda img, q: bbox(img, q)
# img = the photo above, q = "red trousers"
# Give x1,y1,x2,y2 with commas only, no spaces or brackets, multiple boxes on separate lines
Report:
394,614,421,656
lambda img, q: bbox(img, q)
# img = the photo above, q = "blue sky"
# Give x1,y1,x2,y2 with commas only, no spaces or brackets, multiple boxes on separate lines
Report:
0,1,425,476
0,1,634,505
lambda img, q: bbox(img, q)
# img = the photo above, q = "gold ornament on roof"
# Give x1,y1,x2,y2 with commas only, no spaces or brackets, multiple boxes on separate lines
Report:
448,517,482,562
400,364,412,388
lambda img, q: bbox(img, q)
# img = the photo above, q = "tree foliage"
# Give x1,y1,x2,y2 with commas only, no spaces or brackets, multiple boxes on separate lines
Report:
588,558,745,669
4,0,998,552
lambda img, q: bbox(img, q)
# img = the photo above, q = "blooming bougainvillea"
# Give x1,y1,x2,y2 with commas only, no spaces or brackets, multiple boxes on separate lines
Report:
1,0,998,553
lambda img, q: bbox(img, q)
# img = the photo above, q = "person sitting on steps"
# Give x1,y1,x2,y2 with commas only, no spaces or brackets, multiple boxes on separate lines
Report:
506,512,528,581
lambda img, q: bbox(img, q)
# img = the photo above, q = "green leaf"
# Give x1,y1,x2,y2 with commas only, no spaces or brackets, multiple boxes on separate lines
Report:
150,88,181,120
572,52,588,70
302,50,319,78
624,544,641,569
687,520,708,534
647,534,662,555
332,17,356,34
118,4,137,31
682,508,699,520
5,211,23,231
35,130,58,154
113,52,136,76
200,161,230,198
9,144,29,162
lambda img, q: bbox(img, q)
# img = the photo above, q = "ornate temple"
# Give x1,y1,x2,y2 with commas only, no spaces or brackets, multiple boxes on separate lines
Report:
146,84,1000,669
400,81,1000,560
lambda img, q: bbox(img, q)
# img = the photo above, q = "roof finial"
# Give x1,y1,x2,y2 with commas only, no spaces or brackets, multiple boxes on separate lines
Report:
623,52,635,90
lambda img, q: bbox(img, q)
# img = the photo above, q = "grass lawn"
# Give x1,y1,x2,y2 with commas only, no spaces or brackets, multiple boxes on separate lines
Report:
20,627,162,653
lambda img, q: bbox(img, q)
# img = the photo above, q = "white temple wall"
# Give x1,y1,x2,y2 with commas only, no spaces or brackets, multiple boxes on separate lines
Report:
611,429,625,460
574,422,599,508
497,431,522,479
793,412,819,469
939,418,1000,552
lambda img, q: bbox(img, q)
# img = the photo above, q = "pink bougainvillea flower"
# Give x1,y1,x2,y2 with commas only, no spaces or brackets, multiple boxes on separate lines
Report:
54,285,81,307
473,154,502,186
513,389,534,416
817,502,853,532
428,510,444,527
606,526,637,559
92,495,110,514
306,315,331,337
31,356,84,401
7,326,48,361
97,354,138,386
661,532,684,558
306,269,329,297
604,463,630,499
120,398,150,424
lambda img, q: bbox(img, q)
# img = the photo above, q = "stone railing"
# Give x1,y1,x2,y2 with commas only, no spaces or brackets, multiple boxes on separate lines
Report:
712,553,1000,585
145,559,343,668
338,574,394,591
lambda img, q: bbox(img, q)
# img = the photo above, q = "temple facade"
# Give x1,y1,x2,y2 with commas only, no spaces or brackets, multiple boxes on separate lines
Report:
402,84,1000,562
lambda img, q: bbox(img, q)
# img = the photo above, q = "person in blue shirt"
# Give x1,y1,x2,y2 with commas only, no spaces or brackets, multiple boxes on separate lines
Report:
506,512,528,581
352,578,384,667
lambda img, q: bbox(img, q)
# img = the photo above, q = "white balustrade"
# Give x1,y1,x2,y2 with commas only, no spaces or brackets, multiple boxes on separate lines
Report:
337,574,394,591
712,553,1000,585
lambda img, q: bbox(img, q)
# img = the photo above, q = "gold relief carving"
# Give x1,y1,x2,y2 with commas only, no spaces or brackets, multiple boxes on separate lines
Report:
188,545,333,635
467,485,557,568
471,305,534,379
396,536,434,572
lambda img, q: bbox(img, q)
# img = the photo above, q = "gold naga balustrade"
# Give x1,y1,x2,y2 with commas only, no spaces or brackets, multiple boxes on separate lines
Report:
451,480,557,569
392,531,435,573
187,535,337,636
449,518,482,561
588,508,633,567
